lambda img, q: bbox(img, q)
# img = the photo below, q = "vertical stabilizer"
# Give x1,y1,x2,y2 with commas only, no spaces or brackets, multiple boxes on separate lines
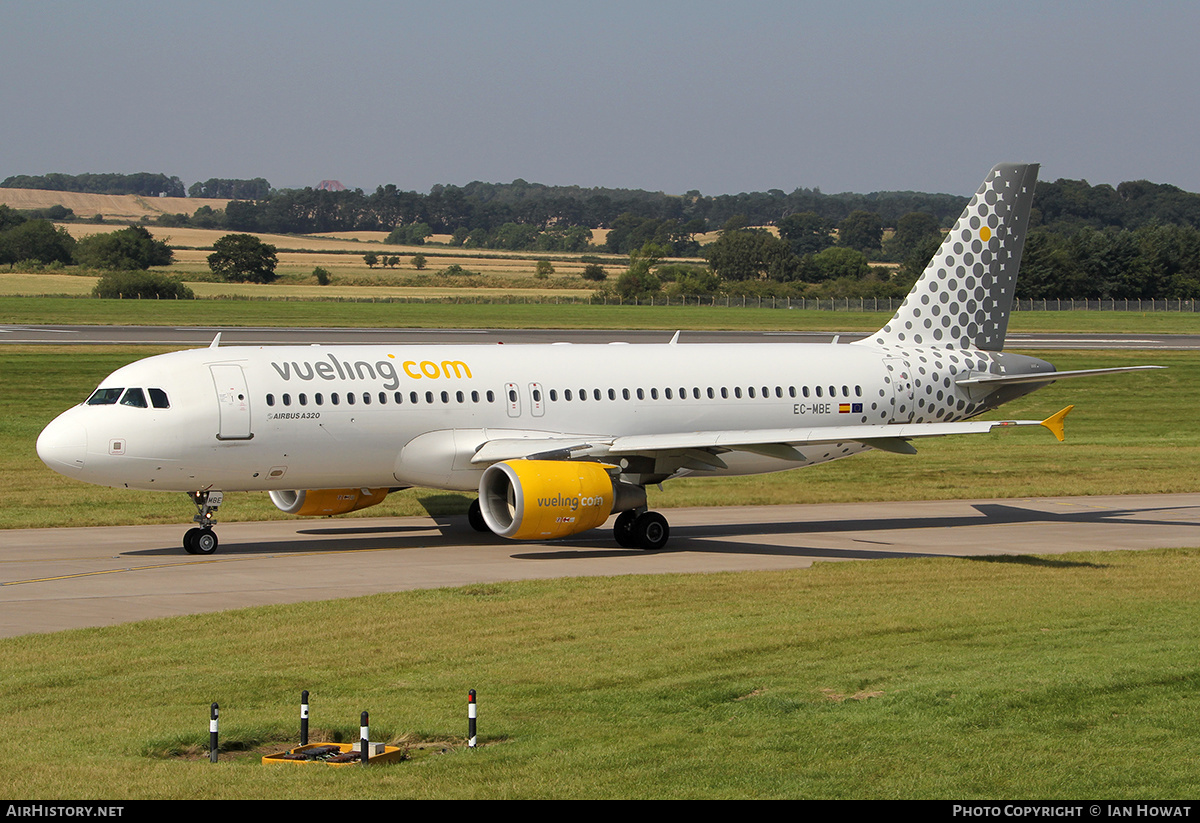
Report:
868,163,1039,351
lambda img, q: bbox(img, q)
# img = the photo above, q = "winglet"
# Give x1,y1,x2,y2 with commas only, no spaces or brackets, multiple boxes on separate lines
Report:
1040,405,1074,442
669,330,681,345
209,333,222,349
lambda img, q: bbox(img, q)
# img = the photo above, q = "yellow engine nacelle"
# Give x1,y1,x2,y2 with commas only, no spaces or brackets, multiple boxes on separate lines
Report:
269,488,390,517
478,460,644,541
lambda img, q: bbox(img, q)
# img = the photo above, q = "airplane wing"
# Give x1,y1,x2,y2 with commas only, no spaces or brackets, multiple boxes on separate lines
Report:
469,407,1075,469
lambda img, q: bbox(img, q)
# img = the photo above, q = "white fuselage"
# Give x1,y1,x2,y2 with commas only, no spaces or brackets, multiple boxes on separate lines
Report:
36,339,1046,495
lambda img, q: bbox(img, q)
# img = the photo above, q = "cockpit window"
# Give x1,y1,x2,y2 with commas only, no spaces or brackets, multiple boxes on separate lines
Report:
148,388,170,409
120,388,148,408
86,388,124,405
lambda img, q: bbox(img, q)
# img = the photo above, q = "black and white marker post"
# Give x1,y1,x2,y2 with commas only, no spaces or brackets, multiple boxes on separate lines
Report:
360,711,370,764
300,690,309,746
468,689,477,749
209,703,219,763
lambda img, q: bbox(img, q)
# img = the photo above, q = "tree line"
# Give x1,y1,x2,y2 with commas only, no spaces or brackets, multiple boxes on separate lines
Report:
6,170,1200,299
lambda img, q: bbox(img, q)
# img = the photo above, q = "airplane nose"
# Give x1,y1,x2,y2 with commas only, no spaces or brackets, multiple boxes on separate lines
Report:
37,415,87,475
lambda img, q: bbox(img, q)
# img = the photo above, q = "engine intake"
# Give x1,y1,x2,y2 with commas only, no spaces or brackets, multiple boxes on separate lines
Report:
478,460,645,541
269,488,390,517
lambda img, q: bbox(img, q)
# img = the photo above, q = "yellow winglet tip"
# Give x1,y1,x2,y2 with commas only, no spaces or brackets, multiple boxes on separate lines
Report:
1040,405,1074,442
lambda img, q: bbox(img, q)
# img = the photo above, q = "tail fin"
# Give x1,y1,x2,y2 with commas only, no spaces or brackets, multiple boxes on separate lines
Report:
868,163,1039,351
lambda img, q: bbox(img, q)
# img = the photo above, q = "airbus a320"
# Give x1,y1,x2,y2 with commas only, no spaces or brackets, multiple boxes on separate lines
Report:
37,163,1158,554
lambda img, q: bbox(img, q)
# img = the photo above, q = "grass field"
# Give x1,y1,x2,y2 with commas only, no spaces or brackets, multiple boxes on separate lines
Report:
2,550,1199,798
2,293,1198,798
2,293,1200,334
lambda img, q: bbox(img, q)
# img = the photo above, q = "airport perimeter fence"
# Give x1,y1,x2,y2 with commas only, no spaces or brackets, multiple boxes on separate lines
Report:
30,292,1200,312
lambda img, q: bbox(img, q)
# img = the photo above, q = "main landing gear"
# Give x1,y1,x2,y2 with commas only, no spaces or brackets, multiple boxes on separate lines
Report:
184,490,222,555
613,509,670,551
467,498,670,550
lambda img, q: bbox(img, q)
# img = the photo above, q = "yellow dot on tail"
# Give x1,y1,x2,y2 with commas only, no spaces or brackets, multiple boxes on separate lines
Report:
980,226,992,242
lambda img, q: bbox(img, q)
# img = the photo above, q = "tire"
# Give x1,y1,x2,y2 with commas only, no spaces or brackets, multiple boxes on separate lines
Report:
192,529,218,555
614,510,639,548
183,527,201,554
468,499,491,533
633,511,669,551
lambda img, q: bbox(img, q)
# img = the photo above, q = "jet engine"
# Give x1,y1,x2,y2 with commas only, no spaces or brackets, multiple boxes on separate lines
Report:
269,488,390,517
478,460,645,541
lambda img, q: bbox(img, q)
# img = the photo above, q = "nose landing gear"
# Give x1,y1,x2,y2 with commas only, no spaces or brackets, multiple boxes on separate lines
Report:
184,490,222,555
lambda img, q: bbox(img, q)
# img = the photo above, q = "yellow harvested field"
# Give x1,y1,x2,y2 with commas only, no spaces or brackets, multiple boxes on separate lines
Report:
0,188,230,223
0,272,580,300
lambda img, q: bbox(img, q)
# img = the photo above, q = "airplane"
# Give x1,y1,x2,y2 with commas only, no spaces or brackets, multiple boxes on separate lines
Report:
37,163,1160,555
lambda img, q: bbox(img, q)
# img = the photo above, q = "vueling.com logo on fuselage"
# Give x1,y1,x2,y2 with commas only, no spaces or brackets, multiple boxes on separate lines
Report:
270,353,472,391
537,494,607,511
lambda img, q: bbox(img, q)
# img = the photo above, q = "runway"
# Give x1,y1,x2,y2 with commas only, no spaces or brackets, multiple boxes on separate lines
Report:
3,493,1198,639
3,324,1200,348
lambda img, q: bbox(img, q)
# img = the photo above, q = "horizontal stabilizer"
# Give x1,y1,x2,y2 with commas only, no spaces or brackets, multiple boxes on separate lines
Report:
956,366,1163,387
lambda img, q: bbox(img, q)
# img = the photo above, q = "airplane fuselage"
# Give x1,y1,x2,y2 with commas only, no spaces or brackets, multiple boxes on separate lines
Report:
37,339,1052,494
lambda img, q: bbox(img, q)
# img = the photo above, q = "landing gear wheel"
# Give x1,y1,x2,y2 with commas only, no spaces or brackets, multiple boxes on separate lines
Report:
468,498,491,533
633,511,670,551
184,527,219,555
613,510,639,549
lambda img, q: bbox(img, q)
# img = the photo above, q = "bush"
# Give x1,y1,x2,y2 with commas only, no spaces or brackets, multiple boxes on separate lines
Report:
93,271,194,299
313,266,331,285
74,225,173,270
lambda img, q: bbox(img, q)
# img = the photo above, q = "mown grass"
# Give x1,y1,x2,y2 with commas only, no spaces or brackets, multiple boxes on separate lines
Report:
2,294,1200,333
1,551,1199,798
4,346,1195,530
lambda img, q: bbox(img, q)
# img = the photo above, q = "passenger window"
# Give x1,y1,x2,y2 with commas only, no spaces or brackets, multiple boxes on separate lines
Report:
315,393,324,406
87,388,124,405
120,388,148,408
266,394,275,407
148,388,170,409
331,393,340,405
346,393,354,406
299,393,308,406
282,393,292,406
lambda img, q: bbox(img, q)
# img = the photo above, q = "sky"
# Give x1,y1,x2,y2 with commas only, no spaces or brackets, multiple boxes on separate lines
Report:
3,1,1199,199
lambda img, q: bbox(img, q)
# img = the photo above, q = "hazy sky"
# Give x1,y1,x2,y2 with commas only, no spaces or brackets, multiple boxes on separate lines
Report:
3,1,1198,198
